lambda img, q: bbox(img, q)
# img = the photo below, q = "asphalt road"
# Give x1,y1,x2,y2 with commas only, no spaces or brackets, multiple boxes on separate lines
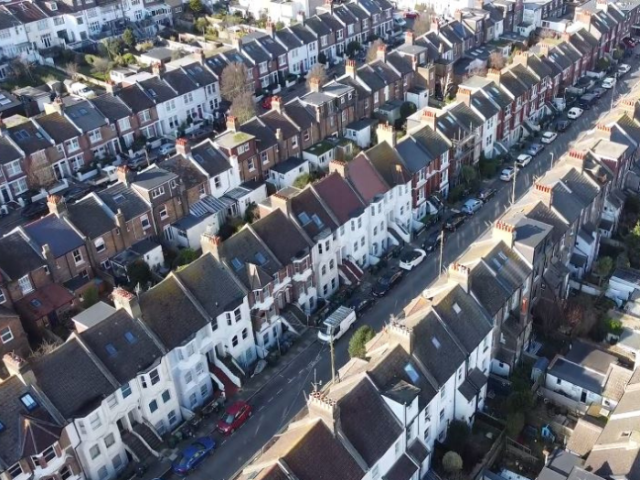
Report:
168,63,640,480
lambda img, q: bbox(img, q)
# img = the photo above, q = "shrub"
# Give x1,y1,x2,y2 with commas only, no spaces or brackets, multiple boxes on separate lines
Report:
506,412,525,438
442,451,463,473
173,248,198,268
81,286,99,309
348,326,375,359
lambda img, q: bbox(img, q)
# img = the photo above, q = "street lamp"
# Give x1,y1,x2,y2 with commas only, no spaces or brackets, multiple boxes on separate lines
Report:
550,152,555,169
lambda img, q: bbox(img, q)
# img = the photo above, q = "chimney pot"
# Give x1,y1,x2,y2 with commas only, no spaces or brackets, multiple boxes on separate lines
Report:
176,137,190,156
226,115,240,132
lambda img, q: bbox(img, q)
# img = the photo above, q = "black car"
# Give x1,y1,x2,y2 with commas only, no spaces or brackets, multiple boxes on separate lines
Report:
422,230,443,252
554,120,571,132
478,188,497,202
372,269,404,297
444,213,466,231
21,200,48,220
347,296,374,314
62,185,91,203
592,87,606,99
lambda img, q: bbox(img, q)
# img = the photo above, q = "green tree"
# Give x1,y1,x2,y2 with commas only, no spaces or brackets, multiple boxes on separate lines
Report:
366,38,386,62
189,0,203,13
275,21,285,30
122,28,136,50
174,248,198,268
461,165,477,187
507,390,533,414
626,221,640,268
346,41,361,58
446,420,470,455
442,451,463,474
506,412,525,438
195,17,209,35
127,260,152,290
617,251,631,269
593,256,614,285
91,57,111,77
348,326,375,359
82,286,99,309
293,173,313,188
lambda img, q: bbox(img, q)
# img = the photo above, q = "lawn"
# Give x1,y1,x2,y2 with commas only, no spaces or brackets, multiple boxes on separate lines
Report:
0,65,67,90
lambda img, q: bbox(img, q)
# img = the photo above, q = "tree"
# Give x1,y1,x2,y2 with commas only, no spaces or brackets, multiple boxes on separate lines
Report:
507,390,533,414
28,153,57,190
92,57,111,76
220,61,252,102
506,412,525,438
103,38,124,60
445,420,470,455
293,173,313,188
346,41,361,58
626,221,640,268
275,21,285,30
10,58,35,82
348,326,375,359
82,286,99,309
366,38,386,62
65,61,78,78
230,91,257,124
189,0,203,13
195,17,209,35
174,248,198,269
593,256,614,285
488,51,505,70
244,202,258,223
317,52,327,65
617,252,631,269
460,165,477,187
127,260,152,290
122,28,136,50
442,451,463,474
306,63,327,89
412,7,434,36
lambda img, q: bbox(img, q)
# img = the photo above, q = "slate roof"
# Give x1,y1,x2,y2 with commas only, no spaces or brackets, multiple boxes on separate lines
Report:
305,16,332,36
364,142,411,187
0,375,61,467
251,209,310,265
256,34,287,57
242,39,271,64
526,201,568,243
190,140,231,177
549,358,604,394
469,261,509,317
32,338,116,419
561,168,599,207
551,184,584,224
139,77,177,103
275,28,303,49
271,156,307,174
312,173,365,224
64,99,107,131
181,62,216,86
163,69,198,95
158,154,207,191
288,23,317,45
290,188,337,239
80,309,162,384
484,241,531,292
7,120,51,155
139,274,208,350
67,196,115,239
565,341,617,374
118,85,156,112
259,111,298,141
91,94,131,122
384,454,419,480
23,215,85,257
0,231,44,280
283,99,316,129
97,182,149,220
0,136,21,165
34,112,78,143
133,165,177,191
336,378,402,467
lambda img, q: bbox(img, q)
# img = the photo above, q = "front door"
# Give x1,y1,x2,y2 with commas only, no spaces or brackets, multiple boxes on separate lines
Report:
116,418,126,434
581,391,587,403
0,185,11,203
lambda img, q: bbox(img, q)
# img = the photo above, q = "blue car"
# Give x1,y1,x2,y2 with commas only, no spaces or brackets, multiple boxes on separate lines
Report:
171,437,216,475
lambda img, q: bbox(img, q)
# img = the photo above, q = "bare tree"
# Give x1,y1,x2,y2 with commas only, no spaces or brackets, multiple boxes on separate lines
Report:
65,61,78,79
230,91,257,124
10,58,35,82
30,339,62,359
221,61,253,102
28,153,57,191
488,51,505,70
92,57,111,76
412,6,435,36
366,39,386,63
306,63,327,89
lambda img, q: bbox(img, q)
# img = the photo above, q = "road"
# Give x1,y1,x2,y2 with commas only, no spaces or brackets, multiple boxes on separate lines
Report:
179,63,640,480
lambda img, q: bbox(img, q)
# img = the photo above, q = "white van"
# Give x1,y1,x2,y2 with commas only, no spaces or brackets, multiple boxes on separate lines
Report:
317,306,357,343
68,82,96,98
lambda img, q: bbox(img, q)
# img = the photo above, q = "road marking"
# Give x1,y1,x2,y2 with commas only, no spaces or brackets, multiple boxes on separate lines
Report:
276,388,283,395
267,397,274,403
258,406,265,412
287,377,295,384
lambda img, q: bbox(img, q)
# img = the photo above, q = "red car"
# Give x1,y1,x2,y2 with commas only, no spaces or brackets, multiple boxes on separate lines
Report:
403,10,419,18
217,401,252,435
261,96,272,109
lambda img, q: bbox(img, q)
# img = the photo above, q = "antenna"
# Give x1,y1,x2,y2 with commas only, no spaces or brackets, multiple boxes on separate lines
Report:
311,369,322,392
512,160,517,204
438,225,445,277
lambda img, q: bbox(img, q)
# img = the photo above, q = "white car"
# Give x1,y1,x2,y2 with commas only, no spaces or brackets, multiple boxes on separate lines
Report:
461,198,483,215
68,82,96,99
516,154,532,168
500,167,515,181
399,249,427,271
601,77,616,89
618,64,631,75
394,17,407,26
159,143,176,156
541,131,558,144
567,107,584,119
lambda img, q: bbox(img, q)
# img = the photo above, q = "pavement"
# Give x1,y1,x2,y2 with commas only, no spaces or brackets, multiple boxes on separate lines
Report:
163,59,640,480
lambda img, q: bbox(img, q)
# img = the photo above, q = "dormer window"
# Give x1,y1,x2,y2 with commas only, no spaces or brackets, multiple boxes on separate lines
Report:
151,186,165,198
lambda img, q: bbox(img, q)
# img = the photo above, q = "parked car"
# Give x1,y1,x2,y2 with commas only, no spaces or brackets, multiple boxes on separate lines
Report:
554,119,571,132
159,143,177,156
62,185,91,203
578,93,597,109
171,437,216,475
618,64,631,75
444,213,466,231
399,248,427,271
461,198,483,215
500,167,515,181
372,269,404,297
347,296,374,314
602,77,616,89
422,230,443,252
394,17,406,26
567,107,584,119
478,188,496,202
515,154,532,168
526,143,545,156
217,401,252,435
261,96,272,109
20,200,48,220
403,10,419,18
540,132,558,144
127,155,151,170
67,82,96,99
591,87,606,99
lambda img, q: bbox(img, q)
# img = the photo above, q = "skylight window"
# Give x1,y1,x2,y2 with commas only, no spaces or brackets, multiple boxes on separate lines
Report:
0,420,4,432
404,363,420,383
431,336,441,349
124,331,137,344
20,393,38,411
311,214,324,229
453,303,461,314
255,252,267,265
231,258,243,271
113,194,125,204
298,212,311,225
106,344,117,356
498,252,508,261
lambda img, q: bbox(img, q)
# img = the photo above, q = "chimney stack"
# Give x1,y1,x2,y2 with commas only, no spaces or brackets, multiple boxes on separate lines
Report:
376,122,396,147
448,262,471,292
486,68,501,84
620,99,638,116
226,115,239,132
457,87,472,106
405,30,414,46
513,51,529,67
324,0,333,13
272,95,283,114
387,322,413,355
376,44,387,63
307,391,339,433
116,165,135,187
152,62,164,76
532,183,554,207
454,9,463,21
309,77,322,93
231,35,243,50
420,109,437,130
3,353,36,386
266,22,275,37
493,220,517,248
270,192,292,216
567,149,586,169
201,232,224,259
296,11,305,23
329,160,347,179
112,287,142,319
431,17,440,33
47,194,67,217
345,59,357,79
176,137,190,156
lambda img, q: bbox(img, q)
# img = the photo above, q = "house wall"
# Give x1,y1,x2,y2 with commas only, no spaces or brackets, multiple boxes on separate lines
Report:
545,371,602,406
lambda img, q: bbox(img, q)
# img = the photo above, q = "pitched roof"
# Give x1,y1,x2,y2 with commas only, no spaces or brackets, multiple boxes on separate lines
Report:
0,231,44,281
139,77,177,103
67,196,115,239
312,173,366,225
0,136,22,166
365,142,412,187
162,69,198,95
567,418,604,457
64,99,107,132
7,120,51,155
158,154,207,191
133,165,178,191
23,215,85,257
118,85,156,112
32,338,116,419
384,454,419,480
34,112,78,143
80,309,162,384
251,209,310,265
97,182,149,220
91,94,131,122
190,139,231,177
290,188,337,239
344,153,388,202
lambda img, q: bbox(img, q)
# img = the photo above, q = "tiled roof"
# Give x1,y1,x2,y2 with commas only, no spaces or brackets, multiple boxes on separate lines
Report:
251,209,310,265
344,153,388,202
67,196,115,239
97,182,149,220
118,85,156,112
23,215,84,257
91,94,131,122
139,77,177,103
158,154,207,191
34,112,78,143
312,173,366,225
365,142,412,187
0,231,44,281
290,188,337,239
566,418,603,457
7,120,51,155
